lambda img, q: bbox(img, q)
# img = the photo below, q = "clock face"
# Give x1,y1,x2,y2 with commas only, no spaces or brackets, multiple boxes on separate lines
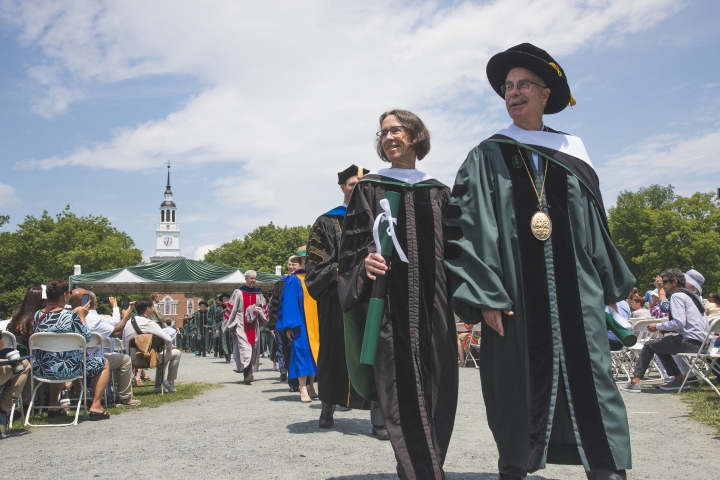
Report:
163,236,173,246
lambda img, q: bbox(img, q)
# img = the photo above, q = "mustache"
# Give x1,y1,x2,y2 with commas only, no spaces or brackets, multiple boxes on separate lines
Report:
508,95,528,106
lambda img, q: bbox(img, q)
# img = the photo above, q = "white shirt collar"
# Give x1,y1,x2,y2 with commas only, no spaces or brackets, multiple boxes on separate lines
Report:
372,168,434,184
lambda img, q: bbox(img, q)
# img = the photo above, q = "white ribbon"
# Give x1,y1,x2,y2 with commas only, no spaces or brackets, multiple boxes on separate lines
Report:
372,198,408,263
41,284,47,300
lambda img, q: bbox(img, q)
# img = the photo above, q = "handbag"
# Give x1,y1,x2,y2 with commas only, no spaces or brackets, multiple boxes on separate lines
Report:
130,318,164,369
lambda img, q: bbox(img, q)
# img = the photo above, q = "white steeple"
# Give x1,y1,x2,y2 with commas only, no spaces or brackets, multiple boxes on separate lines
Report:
150,163,185,262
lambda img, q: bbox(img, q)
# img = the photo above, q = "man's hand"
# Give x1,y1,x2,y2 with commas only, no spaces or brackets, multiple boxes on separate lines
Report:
481,308,514,337
364,253,387,281
108,297,117,308
286,330,294,340
647,323,658,332
654,276,663,289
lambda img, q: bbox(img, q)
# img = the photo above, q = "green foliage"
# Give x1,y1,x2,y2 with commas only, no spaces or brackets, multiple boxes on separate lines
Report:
0,215,8,228
608,185,720,293
0,206,142,314
204,221,311,274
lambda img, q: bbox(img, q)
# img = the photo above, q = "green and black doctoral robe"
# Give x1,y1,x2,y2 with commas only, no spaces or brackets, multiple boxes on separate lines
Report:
338,170,458,480
444,126,635,473
191,311,212,352
209,302,232,356
306,205,370,409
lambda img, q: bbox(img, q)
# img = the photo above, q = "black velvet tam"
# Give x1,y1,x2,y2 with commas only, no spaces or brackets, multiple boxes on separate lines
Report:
486,43,573,114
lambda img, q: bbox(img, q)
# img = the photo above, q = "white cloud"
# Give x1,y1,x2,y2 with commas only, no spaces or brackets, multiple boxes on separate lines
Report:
0,183,21,207
193,244,217,261
598,128,720,205
1,0,682,232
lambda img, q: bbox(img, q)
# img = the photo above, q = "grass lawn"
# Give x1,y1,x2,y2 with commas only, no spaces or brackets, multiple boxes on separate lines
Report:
10,382,220,431
679,380,720,433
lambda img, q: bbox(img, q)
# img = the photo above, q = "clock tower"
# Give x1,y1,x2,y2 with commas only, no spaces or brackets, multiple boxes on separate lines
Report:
150,164,185,262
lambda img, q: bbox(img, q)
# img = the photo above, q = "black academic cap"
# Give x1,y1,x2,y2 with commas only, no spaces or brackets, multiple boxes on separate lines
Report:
486,43,575,114
338,165,370,185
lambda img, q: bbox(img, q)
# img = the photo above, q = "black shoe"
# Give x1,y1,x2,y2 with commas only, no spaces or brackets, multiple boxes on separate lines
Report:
280,371,288,381
289,386,299,392
318,402,334,429
498,474,524,480
372,425,390,440
201,353,206,357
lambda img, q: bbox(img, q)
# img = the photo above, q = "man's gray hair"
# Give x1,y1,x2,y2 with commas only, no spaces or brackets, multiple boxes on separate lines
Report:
88,291,97,310
245,269,257,278
660,268,685,287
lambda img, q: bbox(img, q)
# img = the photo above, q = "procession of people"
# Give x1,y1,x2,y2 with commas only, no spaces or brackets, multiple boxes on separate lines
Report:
3,41,714,480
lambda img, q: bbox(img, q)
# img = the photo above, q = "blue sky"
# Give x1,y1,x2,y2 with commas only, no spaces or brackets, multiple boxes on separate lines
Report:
0,0,719,265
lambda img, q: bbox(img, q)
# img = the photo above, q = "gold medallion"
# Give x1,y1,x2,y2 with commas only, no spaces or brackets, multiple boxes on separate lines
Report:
530,210,552,241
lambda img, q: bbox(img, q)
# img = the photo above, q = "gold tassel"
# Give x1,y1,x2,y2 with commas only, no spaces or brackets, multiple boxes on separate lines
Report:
548,62,563,77
357,166,363,179
569,93,577,107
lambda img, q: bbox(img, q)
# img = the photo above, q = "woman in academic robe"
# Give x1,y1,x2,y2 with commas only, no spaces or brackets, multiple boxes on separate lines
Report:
337,109,458,480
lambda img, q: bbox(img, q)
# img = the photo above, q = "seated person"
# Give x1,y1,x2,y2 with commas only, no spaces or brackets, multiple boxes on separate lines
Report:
620,269,709,393
0,334,31,438
162,319,177,346
7,286,45,355
630,295,652,318
122,298,181,394
33,279,111,420
704,292,720,315
68,291,140,407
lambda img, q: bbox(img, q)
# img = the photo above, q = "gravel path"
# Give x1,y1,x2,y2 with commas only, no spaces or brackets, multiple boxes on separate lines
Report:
3,352,718,479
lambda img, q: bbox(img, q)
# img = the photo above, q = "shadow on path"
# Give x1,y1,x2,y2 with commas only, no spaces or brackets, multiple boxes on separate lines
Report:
326,474,556,480
286,418,375,438
326,474,508,480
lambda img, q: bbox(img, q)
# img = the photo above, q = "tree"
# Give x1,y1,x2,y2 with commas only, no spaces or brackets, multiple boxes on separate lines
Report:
0,206,142,313
0,215,8,228
608,185,720,294
204,222,311,274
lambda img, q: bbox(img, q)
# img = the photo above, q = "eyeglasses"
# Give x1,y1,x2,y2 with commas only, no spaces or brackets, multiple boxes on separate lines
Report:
376,126,408,138
501,80,547,96
662,279,672,284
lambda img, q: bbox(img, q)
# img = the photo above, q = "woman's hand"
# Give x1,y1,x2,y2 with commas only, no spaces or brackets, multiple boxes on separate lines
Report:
364,253,387,281
286,330,294,340
75,302,91,322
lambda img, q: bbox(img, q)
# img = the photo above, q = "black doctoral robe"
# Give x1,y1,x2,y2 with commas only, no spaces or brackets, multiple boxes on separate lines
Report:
306,207,370,409
338,173,458,480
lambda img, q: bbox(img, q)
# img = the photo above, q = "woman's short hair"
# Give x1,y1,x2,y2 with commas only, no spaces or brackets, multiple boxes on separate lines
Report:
45,279,69,301
631,295,646,307
135,297,154,316
709,292,720,304
375,109,431,163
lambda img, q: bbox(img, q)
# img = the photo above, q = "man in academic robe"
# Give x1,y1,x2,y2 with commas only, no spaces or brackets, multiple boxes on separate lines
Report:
210,293,232,362
444,43,635,480
269,257,301,392
224,270,268,384
306,165,380,430
191,301,211,357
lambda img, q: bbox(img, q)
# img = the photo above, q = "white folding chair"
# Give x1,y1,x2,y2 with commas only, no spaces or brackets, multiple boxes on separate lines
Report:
86,332,111,406
1,331,24,428
677,316,720,395
25,332,87,427
463,324,481,369
623,319,662,377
